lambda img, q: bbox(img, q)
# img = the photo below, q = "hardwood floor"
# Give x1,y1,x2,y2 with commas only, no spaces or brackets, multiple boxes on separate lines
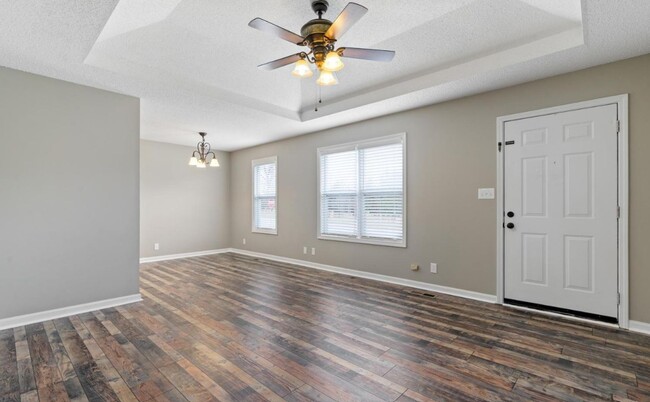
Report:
1,253,650,401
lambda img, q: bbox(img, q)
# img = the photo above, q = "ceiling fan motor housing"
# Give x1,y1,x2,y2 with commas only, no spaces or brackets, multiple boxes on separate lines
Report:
301,16,334,69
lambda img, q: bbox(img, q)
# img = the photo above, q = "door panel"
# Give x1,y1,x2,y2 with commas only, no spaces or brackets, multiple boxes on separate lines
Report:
504,104,618,318
522,234,547,285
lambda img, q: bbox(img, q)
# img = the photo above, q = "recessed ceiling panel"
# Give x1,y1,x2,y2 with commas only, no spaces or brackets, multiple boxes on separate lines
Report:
1,0,649,150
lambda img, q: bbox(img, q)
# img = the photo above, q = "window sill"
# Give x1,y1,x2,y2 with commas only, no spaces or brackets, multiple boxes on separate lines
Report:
318,234,406,248
252,228,278,235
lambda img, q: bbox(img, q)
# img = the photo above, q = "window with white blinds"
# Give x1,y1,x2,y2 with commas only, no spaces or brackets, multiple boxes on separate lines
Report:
252,156,277,234
318,133,406,247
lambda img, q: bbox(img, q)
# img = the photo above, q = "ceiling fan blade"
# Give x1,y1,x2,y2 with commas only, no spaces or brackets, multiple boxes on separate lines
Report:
258,53,304,71
325,2,368,40
339,47,395,62
248,18,304,45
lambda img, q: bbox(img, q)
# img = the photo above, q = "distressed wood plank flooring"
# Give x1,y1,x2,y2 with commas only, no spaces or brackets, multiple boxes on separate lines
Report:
1,252,650,401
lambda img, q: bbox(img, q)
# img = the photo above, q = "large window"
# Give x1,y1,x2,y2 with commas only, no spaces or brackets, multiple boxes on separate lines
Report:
318,133,406,247
252,156,277,234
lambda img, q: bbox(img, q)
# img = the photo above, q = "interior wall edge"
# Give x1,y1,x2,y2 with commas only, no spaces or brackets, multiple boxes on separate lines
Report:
0,293,142,331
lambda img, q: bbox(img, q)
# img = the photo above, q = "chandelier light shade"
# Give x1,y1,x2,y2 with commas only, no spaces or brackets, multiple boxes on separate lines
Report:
189,132,219,168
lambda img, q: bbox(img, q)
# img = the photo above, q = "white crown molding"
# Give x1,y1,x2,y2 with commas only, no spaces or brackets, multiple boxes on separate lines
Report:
229,248,497,304
629,320,650,336
0,294,142,331
139,248,231,264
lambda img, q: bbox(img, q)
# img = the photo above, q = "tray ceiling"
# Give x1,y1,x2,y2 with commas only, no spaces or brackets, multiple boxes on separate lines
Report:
0,0,648,150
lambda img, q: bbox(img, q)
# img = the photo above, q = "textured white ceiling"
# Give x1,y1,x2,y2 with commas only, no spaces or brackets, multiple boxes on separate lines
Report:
0,0,649,151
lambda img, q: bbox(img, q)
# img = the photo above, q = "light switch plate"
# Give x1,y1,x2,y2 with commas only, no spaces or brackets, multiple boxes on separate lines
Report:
478,188,495,199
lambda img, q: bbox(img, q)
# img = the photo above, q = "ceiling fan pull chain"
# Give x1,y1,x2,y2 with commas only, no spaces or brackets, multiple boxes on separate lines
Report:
315,86,323,112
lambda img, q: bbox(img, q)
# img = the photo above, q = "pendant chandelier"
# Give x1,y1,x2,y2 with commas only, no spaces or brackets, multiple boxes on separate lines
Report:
188,132,219,168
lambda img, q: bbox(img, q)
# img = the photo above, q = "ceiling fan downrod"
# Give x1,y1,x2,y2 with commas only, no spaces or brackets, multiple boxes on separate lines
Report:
311,0,329,19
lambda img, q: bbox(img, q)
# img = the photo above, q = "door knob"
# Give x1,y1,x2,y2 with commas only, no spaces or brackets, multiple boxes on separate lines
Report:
506,222,515,229
507,211,515,218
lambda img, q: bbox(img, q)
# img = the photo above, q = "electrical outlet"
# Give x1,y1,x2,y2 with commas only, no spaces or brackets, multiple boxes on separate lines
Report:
478,188,495,199
311,247,316,255
154,243,160,251
242,238,246,245
410,263,419,271
303,246,307,254
430,263,438,273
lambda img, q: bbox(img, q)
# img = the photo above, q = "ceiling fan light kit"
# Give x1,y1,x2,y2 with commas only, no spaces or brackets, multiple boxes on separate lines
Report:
248,0,395,87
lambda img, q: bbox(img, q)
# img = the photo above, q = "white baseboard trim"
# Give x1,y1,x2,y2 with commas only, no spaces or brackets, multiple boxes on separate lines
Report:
229,248,497,304
140,248,231,264
629,320,650,336
0,294,142,331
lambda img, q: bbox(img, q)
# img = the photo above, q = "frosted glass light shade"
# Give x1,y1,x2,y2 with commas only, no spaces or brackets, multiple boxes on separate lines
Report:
291,59,313,78
189,156,198,166
323,51,344,72
197,160,207,168
210,158,220,167
316,70,338,86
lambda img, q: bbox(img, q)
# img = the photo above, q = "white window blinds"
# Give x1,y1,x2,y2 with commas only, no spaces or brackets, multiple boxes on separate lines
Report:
252,157,277,234
318,134,405,247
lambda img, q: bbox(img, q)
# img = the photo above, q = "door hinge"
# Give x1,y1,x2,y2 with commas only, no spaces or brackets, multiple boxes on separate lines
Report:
498,142,502,152
618,292,621,305
616,120,621,134
617,206,621,219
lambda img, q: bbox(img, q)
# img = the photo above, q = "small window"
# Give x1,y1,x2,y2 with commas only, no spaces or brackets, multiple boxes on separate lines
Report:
252,156,277,234
318,133,406,247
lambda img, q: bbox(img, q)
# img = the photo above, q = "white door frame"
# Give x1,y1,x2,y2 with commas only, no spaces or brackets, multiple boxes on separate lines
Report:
496,94,629,329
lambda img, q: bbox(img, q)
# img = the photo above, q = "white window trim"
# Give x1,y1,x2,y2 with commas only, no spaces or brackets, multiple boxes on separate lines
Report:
317,133,407,248
252,156,278,235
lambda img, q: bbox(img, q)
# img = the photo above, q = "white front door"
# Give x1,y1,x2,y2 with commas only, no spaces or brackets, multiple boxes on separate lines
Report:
504,104,619,318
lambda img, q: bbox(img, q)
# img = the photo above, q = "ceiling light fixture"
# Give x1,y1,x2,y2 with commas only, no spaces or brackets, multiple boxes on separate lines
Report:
188,132,219,168
249,0,395,88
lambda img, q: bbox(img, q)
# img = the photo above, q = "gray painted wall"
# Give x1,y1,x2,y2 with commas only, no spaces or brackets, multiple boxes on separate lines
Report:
230,54,650,324
140,140,230,258
0,67,140,320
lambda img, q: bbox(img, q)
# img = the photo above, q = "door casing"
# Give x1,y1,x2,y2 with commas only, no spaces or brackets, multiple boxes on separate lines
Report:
496,94,629,329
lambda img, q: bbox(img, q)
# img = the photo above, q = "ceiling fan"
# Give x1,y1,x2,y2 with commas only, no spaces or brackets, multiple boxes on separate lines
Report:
248,0,395,86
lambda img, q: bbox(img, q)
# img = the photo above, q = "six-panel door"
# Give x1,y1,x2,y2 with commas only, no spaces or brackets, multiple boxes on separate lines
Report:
504,104,619,318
